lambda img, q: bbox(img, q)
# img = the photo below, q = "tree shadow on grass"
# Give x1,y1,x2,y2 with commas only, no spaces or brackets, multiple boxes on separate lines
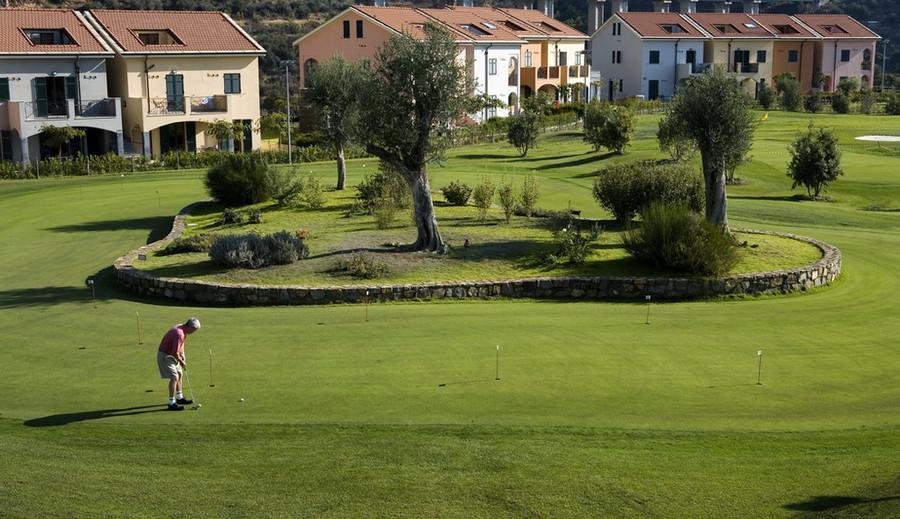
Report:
24,405,168,427
728,194,810,203
0,286,94,309
45,216,173,244
455,151,583,163
535,151,617,171
784,495,900,513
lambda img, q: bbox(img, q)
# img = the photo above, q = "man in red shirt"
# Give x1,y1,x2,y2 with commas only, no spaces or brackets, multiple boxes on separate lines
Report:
157,317,201,411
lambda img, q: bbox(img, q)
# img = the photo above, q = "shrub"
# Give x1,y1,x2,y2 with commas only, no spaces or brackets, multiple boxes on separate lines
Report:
507,111,540,156
831,92,851,114
776,74,802,112
519,174,539,218
301,175,326,209
836,78,858,97
354,161,410,215
658,116,696,161
248,208,263,224
472,177,495,221
788,124,843,198
205,154,271,206
497,182,516,224
208,231,308,269
622,202,739,276
886,94,900,115
441,180,473,206
583,102,636,154
220,208,244,225
757,83,775,109
804,92,823,113
335,253,388,279
545,220,602,265
160,233,213,255
859,88,876,114
266,168,304,207
373,196,399,229
592,160,704,222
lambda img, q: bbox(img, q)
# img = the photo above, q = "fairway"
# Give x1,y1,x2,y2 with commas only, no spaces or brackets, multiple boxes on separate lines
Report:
2,112,900,517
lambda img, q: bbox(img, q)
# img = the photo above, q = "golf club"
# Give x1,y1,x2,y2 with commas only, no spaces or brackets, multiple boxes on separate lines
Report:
183,367,201,410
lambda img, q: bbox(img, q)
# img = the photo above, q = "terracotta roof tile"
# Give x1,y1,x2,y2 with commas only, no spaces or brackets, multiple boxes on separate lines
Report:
447,6,545,38
617,12,706,38
795,14,880,39
498,8,586,39
419,8,524,43
0,8,111,54
746,14,817,38
88,9,264,54
687,13,774,38
354,6,461,40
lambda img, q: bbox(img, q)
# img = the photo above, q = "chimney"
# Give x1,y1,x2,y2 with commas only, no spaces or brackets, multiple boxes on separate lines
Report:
745,0,761,14
679,0,698,14
712,1,732,13
538,0,556,18
612,0,629,14
588,0,606,34
373,0,386,6
653,0,671,13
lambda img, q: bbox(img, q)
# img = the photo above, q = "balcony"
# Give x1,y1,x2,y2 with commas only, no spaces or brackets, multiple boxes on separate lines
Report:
24,101,68,120
23,98,120,121
148,95,229,116
676,63,713,82
732,62,760,74
76,99,117,118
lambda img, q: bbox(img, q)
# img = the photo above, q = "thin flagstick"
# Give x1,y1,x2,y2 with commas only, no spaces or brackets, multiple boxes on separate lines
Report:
136,311,142,345
645,295,651,324
757,350,763,385
495,345,500,381
365,289,369,322
209,348,215,388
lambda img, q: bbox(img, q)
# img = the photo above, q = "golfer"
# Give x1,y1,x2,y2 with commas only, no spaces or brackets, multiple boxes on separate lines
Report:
157,317,200,411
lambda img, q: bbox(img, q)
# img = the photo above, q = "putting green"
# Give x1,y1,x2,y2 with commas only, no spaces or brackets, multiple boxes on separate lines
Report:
1,111,899,516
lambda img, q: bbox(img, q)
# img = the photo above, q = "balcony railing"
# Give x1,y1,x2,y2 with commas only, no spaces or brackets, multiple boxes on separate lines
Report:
148,97,185,115
190,95,228,113
732,62,759,74
76,99,117,118
24,101,68,120
537,66,561,80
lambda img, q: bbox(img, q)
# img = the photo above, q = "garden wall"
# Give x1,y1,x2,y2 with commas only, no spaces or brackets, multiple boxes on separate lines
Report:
114,205,842,306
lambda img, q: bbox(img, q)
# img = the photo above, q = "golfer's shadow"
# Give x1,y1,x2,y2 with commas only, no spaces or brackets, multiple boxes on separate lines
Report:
23,405,167,427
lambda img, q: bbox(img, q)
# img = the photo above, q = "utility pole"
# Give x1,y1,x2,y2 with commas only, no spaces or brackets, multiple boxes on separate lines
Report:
285,61,293,164
882,40,890,94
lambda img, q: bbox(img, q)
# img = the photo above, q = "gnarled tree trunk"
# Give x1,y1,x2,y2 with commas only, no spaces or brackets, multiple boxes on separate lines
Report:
701,150,729,232
407,170,446,253
336,143,346,190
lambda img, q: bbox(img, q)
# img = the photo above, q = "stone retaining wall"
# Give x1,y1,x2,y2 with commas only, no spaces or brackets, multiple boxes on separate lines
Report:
114,204,842,306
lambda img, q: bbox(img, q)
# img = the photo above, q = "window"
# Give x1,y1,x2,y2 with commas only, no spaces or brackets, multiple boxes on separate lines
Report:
659,24,685,34
774,25,799,35
0,130,11,162
576,52,581,65
460,24,489,36
734,50,750,63
488,95,498,118
489,58,497,75
743,23,757,29
356,20,363,38
862,49,872,70
0,78,9,101
525,50,532,67
788,50,798,63
342,20,350,39
224,73,241,94
303,59,318,87
612,22,621,36
135,30,182,45
612,50,622,64
822,25,848,35
649,50,660,64
618,79,623,92
539,21,562,32
559,52,567,66
501,20,526,32
481,22,497,30
757,50,766,63
713,24,738,34
24,29,73,45
686,49,696,64
841,49,850,62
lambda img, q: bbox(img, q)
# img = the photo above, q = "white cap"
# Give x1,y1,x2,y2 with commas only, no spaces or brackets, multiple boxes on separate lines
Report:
185,317,201,330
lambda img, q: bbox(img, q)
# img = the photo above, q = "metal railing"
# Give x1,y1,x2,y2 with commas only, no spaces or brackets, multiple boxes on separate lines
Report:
732,62,759,74
24,101,68,120
148,97,185,115
76,99,116,118
190,95,228,113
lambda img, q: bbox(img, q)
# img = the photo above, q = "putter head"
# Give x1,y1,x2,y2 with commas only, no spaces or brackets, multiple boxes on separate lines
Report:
192,403,201,410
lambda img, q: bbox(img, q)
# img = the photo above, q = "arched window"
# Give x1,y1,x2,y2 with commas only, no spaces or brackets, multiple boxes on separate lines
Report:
508,92,518,114
862,48,872,70
508,56,518,87
524,50,532,68
303,59,318,87
862,75,869,87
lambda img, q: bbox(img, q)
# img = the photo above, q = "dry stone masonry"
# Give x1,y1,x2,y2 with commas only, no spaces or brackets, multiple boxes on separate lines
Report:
114,204,842,306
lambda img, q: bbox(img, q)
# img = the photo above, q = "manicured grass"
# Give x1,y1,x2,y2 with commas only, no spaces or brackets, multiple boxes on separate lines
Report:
1,111,899,516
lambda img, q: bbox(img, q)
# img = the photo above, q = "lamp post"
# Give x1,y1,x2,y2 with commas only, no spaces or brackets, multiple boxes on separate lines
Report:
882,39,890,94
283,60,297,164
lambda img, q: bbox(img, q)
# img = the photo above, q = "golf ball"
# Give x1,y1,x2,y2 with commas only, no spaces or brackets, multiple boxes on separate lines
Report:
239,397,245,402
195,403,202,409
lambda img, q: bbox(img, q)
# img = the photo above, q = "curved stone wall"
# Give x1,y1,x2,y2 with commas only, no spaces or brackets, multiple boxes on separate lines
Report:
114,204,842,306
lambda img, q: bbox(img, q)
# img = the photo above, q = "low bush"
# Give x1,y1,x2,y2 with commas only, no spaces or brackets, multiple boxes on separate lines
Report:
757,84,775,109
859,88,876,114
545,220,602,265
353,162,410,216
592,160,704,222
300,175,326,209
472,177,496,221
497,182,516,224
623,202,739,276
335,253,388,279
886,94,900,115
831,92,851,114
776,74,803,112
583,102,636,154
267,168,304,207
519,174,539,218
441,180,473,206
804,92,823,113
159,233,213,255
373,197,399,229
248,208,263,224
208,230,309,269
220,208,244,225
205,154,271,206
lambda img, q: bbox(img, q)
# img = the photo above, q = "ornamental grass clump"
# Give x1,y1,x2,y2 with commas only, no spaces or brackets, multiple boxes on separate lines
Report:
441,180,473,206
160,234,213,255
622,202,739,276
209,231,309,269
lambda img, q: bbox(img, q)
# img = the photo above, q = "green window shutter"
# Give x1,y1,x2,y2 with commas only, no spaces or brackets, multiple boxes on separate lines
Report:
0,79,9,102
66,76,77,99
34,78,48,117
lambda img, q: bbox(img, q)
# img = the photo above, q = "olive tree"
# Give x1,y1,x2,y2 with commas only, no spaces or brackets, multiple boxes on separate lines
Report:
305,56,367,190
40,124,86,159
659,68,755,231
356,24,471,252
788,124,842,198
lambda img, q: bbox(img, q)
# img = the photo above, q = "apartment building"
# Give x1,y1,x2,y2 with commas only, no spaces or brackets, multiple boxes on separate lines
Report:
294,4,589,121
84,10,266,156
0,9,123,164
590,11,879,100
